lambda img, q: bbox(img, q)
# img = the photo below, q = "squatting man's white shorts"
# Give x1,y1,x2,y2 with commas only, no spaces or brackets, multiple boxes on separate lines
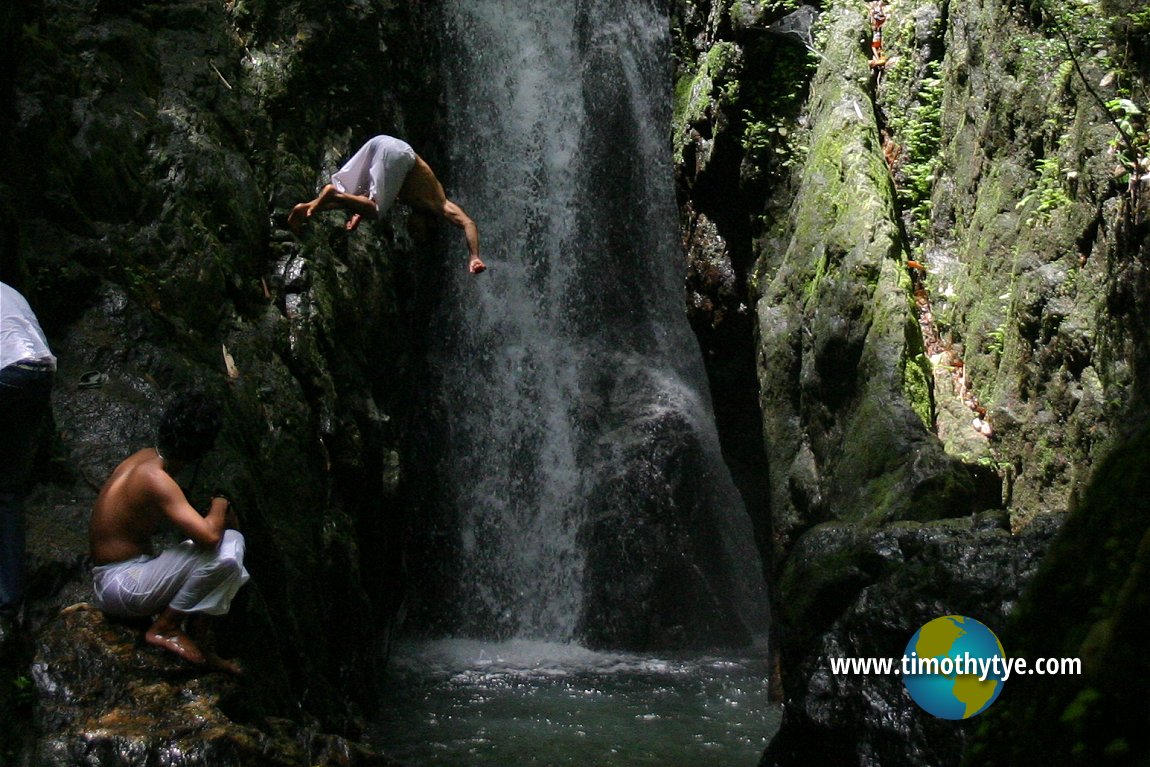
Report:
91,530,249,617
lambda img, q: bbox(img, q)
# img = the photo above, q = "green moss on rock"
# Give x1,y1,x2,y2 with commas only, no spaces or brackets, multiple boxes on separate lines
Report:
966,423,1150,766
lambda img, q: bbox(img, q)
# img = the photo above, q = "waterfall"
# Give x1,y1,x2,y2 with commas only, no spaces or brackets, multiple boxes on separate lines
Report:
411,0,769,645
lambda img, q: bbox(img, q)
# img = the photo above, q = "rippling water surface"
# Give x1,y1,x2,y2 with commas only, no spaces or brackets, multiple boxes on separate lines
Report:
372,640,781,766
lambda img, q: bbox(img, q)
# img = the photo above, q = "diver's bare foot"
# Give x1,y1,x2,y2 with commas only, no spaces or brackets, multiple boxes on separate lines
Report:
469,257,486,274
205,651,244,676
288,203,310,234
346,213,363,231
146,627,206,665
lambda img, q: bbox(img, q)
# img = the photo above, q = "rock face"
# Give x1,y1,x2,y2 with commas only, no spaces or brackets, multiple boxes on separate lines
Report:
672,0,1149,764
0,0,438,760
32,605,398,766
3,0,1148,762
751,0,995,549
577,356,768,649
761,512,1063,765
966,423,1150,766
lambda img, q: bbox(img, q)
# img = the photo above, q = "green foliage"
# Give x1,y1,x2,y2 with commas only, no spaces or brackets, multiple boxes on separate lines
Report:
1105,98,1149,184
1008,34,1065,88
706,41,744,106
758,0,805,15
10,676,33,706
887,60,944,242
1129,5,1150,34
1017,153,1073,226
673,41,745,150
982,290,1012,369
1024,0,1150,202
736,34,816,183
808,4,834,53
1055,58,1075,92
1109,97,1143,127
742,113,806,170
1045,0,1111,57
1008,0,1111,98
985,323,1006,359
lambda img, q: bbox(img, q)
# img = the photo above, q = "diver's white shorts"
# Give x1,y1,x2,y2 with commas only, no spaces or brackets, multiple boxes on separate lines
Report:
331,135,418,218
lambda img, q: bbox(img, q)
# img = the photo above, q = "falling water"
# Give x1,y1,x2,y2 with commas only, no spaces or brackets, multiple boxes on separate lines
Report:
410,0,768,644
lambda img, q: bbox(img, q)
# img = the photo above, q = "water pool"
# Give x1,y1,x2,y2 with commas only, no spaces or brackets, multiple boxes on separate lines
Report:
372,639,781,766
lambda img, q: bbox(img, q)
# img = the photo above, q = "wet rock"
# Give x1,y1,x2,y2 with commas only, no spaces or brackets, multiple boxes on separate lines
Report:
32,605,398,767
452,345,765,651
762,512,1063,767
968,423,1150,766
578,367,768,649
685,210,740,331
3,0,434,756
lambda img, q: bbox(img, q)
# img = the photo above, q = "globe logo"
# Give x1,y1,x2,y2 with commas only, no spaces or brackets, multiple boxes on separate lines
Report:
902,615,1006,719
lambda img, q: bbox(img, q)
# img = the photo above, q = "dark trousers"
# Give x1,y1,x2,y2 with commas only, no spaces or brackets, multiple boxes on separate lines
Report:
0,364,54,617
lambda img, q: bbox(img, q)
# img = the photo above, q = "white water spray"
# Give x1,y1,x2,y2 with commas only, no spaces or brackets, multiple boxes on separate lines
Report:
416,0,768,643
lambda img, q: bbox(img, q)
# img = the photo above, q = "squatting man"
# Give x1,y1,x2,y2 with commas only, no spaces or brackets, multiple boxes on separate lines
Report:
89,391,248,674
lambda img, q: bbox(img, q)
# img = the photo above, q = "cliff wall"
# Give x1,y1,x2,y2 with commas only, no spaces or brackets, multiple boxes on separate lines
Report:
672,0,1150,763
0,0,440,760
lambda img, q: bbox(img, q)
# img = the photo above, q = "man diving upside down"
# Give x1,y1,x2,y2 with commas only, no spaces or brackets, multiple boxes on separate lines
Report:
289,134,485,275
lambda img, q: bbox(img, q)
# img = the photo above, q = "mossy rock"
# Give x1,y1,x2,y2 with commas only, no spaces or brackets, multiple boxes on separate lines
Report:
965,422,1150,766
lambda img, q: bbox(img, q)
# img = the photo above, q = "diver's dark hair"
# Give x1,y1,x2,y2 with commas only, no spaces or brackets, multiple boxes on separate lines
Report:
156,390,223,462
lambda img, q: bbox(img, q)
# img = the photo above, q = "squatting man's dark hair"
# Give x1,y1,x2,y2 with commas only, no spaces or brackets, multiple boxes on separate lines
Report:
156,390,223,463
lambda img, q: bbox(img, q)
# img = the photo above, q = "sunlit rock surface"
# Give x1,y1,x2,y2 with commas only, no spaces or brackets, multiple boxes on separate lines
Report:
32,605,398,767
672,0,1149,764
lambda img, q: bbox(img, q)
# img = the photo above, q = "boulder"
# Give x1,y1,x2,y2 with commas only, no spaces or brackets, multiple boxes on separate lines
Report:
761,512,1062,766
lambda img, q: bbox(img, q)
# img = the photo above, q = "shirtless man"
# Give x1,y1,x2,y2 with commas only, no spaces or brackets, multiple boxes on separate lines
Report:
89,391,248,674
288,135,485,275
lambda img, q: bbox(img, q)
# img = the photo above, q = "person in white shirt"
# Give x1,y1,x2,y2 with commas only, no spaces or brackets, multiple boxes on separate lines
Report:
288,134,485,275
0,281,56,624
